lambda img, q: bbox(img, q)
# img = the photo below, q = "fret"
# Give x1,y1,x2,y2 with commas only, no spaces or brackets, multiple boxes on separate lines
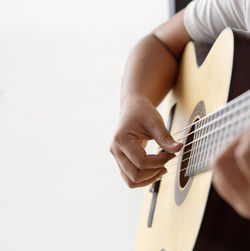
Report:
193,121,203,172
191,121,200,174
219,105,229,150
186,117,207,176
215,114,224,155
186,90,250,176
216,109,226,155
204,113,215,166
187,122,199,175
228,99,238,140
199,116,211,171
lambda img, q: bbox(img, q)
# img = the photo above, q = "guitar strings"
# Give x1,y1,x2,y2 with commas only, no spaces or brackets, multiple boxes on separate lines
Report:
163,141,229,178
151,91,250,178
171,90,250,137
155,114,249,174
165,163,211,177
172,111,249,151
158,111,249,161
164,140,226,171
174,101,250,142
181,114,248,150
173,99,249,142
170,90,250,138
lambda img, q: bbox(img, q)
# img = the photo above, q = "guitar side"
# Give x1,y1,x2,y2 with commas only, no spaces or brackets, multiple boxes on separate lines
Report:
193,29,250,251
135,28,250,251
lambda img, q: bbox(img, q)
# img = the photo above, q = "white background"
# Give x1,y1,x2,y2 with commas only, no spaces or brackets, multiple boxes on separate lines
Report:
0,1,168,250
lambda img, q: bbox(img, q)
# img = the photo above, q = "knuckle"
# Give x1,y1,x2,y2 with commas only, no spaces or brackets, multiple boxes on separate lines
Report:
235,146,248,163
233,188,250,219
135,158,145,169
130,172,141,184
235,200,250,219
127,180,136,189
113,134,120,144
212,155,224,171
159,134,173,145
113,132,126,146
121,171,136,188
109,146,114,155
147,118,160,130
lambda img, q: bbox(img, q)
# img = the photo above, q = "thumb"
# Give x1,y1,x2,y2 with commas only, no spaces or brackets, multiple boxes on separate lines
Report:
146,118,183,153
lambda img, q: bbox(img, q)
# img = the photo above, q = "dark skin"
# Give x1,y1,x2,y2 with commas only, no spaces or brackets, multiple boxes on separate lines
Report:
110,9,250,219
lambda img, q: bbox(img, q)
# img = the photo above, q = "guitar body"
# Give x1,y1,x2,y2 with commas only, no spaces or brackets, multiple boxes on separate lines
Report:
135,28,250,251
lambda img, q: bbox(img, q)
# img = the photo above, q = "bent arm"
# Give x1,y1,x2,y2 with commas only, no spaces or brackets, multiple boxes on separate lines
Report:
110,10,192,188
121,9,191,108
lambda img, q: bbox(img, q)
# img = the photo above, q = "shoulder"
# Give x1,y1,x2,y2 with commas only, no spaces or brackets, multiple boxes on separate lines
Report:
184,0,250,43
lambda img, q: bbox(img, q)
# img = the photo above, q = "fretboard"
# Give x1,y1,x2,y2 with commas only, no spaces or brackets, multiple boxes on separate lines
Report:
186,90,250,176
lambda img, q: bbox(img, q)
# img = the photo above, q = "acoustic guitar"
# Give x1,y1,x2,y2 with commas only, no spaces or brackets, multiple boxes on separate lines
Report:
135,28,250,251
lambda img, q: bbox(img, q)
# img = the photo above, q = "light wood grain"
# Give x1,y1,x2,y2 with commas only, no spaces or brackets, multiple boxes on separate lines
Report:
135,28,234,251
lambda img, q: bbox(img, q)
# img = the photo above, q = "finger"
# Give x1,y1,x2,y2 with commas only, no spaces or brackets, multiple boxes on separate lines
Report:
114,147,168,182
119,139,176,169
212,139,250,219
111,134,175,170
119,167,167,188
144,114,182,153
235,131,250,183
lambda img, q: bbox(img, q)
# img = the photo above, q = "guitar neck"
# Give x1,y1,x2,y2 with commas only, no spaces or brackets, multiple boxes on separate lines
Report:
186,90,250,176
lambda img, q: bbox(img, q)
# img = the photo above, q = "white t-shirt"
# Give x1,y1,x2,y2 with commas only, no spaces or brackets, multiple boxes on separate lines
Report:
184,0,250,43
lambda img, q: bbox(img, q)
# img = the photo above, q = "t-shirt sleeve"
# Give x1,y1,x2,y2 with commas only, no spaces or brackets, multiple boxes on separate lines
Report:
184,0,248,43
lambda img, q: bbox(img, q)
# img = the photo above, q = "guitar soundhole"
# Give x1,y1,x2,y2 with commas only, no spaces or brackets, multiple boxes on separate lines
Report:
179,118,199,188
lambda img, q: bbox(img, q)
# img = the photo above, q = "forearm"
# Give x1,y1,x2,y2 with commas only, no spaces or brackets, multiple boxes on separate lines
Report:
121,35,178,107
121,9,191,108
111,10,190,188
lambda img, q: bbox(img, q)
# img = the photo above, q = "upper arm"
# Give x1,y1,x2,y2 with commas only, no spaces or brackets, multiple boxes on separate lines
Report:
185,0,248,44
152,9,192,59
153,0,249,58
184,0,248,44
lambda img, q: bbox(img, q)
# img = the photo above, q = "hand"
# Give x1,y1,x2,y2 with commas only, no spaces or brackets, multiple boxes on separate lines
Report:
212,125,250,219
110,96,182,188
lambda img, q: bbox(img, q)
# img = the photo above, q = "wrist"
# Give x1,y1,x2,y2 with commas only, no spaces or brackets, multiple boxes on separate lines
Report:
120,93,151,111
